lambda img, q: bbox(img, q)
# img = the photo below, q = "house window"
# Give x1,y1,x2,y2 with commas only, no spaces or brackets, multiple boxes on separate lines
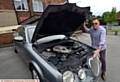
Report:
32,0,44,12
14,0,28,11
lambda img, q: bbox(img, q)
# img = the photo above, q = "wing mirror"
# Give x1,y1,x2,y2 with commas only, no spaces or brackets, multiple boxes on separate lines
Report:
14,36,24,42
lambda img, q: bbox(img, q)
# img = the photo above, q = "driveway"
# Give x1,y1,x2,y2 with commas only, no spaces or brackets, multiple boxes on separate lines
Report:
0,33,120,82
0,47,31,79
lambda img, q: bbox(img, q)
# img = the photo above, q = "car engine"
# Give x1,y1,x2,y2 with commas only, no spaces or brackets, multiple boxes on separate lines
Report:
37,39,94,73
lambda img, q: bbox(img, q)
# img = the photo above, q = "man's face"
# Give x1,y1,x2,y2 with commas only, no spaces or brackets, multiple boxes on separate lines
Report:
92,19,100,30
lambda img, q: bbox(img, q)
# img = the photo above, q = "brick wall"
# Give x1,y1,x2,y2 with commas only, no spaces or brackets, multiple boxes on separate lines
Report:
0,33,13,44
117,12,120,20
0,0,14,10
0,0,65,22
0,0,66,44
16,0,65,24
43,0,65,8
16,11,30,23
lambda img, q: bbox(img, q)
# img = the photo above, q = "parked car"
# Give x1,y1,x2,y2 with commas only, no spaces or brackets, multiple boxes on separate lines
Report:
14,3,101,82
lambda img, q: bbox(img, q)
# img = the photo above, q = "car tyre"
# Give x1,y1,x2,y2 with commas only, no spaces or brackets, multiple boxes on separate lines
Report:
31,67,41,82
14,48,18,53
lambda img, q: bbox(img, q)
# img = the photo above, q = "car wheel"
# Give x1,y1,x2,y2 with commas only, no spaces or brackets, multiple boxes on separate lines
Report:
31,67,41,82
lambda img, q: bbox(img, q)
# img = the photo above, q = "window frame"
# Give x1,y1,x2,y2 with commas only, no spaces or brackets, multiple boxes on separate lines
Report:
14,0,29,11
32,0,44,12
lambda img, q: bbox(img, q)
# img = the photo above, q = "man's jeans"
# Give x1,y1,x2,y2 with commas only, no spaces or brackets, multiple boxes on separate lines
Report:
99,49,106,73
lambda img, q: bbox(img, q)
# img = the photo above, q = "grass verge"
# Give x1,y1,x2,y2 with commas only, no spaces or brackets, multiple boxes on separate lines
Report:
107,29,120,32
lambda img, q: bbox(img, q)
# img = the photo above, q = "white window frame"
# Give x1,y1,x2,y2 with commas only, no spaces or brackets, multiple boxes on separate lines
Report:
14,0,28,11
32,0,44,12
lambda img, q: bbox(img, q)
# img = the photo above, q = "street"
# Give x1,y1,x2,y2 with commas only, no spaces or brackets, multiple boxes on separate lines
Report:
0,33,120,82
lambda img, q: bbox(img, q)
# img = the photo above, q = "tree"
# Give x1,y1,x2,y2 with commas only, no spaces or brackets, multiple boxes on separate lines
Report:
102,12,111,23
97,16,106,25
110,7,117,22
102,7,117,24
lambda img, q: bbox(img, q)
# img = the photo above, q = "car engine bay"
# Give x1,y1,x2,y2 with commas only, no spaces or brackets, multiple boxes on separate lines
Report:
35,39,95,73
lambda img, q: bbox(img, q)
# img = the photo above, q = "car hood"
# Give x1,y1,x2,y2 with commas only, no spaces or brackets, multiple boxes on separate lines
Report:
32,3,90,43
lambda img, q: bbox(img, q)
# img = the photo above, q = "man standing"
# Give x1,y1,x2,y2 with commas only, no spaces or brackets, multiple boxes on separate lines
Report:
83,18,107,81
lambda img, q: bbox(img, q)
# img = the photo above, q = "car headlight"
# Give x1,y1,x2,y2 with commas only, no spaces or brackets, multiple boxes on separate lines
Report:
63,71,74,82
88,57,101,77
78,68,86,80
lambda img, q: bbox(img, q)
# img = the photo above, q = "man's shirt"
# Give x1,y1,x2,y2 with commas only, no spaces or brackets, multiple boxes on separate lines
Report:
85,26,106,51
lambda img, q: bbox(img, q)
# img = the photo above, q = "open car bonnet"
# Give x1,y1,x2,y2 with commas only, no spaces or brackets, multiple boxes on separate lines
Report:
32,3,90,43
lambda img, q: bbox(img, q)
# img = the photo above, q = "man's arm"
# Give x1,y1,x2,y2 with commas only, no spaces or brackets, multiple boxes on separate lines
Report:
83,22,90,33
99,29,106,50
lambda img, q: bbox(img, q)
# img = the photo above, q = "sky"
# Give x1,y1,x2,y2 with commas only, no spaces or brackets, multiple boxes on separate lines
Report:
68,0,120,16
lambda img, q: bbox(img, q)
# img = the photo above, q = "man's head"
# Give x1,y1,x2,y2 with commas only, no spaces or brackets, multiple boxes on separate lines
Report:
92,18,100,30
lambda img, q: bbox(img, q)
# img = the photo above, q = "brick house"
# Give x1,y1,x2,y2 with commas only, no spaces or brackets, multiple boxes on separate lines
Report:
0,0,66,44
14,0,66,24
0,0,66,26
116,12,120,25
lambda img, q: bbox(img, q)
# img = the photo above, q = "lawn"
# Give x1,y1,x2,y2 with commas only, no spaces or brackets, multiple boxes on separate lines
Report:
107,29,120,32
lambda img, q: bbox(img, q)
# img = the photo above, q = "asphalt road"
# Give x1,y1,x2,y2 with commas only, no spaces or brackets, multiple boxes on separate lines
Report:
0,47,31,79
0,33,120,82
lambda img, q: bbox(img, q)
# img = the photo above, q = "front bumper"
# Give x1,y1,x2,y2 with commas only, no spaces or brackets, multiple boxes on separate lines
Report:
74,74,94,82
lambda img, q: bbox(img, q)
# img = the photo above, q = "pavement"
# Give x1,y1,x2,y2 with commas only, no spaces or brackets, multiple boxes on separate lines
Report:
0,33,120,82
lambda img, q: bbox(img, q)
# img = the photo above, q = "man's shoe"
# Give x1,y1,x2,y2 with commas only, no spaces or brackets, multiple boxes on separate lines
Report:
101,72,106,81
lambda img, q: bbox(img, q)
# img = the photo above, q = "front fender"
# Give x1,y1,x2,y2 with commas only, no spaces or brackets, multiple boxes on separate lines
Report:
29,61,45,81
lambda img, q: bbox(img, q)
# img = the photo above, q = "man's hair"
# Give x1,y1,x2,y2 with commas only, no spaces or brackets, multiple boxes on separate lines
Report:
92,17,100,21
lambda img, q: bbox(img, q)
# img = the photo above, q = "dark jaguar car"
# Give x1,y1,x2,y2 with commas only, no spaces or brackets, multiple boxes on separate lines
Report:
14,3,101,82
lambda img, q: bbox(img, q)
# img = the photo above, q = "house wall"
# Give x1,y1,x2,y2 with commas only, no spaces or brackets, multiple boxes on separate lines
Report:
117,12,120,20
0,0,14,10
0,0,17,26
0,0,65,44
0,10,17,27
0,0,17,44
16,11,30,23
34,0,65,15
16,0,65,24
0,0,65,25
43,0,65,7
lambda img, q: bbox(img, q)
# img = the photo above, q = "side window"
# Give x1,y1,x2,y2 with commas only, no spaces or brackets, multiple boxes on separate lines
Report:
27,27,35,42
14,0,28,11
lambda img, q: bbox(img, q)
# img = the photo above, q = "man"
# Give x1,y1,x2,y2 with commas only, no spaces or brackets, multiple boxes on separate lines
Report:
83,18,107,81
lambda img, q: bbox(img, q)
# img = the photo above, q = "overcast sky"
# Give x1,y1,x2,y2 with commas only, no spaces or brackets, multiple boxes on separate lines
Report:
69,0,120,16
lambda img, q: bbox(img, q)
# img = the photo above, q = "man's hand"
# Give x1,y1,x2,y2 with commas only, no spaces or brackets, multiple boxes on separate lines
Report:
83,21,90,32
83,22,87,28
93,49,100,58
